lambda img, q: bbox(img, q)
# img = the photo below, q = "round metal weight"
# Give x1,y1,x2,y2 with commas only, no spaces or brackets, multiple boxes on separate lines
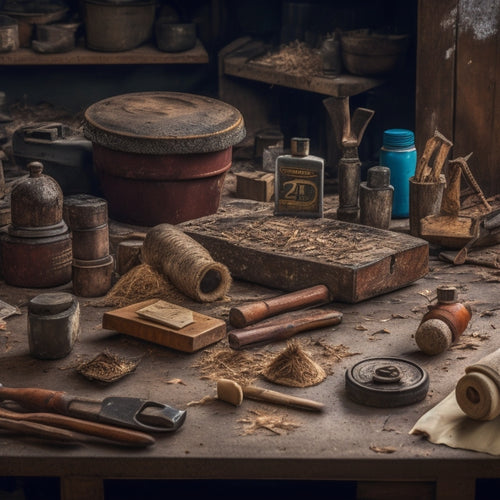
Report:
345,357,429,408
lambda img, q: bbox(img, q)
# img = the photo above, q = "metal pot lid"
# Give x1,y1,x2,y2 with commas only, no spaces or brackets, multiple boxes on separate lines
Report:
345,357,429,408
83,91,246,155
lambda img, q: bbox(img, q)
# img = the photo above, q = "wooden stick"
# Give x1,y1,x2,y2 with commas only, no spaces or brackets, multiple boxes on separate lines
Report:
228,307,342,349
229,285,331,328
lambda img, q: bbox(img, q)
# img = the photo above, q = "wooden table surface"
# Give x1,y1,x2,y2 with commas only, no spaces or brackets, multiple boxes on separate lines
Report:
0,189,499,500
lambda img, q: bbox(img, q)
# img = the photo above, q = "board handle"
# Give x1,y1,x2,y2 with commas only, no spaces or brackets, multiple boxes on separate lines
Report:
229,285,331,328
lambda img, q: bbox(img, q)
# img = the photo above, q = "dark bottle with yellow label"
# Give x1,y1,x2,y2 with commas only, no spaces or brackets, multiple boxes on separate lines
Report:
274,137,324,218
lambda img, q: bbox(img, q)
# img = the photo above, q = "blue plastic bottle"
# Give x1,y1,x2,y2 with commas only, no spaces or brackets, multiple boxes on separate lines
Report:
379,129,417,218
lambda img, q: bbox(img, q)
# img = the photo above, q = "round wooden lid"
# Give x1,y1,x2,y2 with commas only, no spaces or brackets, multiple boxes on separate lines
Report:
83,91,246,154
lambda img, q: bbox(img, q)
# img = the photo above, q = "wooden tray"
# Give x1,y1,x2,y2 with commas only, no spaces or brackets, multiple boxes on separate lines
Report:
102,299,226,353
181,214,429,303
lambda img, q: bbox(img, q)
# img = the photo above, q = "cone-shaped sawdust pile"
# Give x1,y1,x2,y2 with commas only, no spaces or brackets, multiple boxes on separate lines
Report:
263,340,326,387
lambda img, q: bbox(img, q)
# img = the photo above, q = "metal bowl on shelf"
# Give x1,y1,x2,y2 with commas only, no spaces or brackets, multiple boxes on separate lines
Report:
155,20,196,53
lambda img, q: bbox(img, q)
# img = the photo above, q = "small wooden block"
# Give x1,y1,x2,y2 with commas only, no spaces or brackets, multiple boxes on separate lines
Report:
136,300,194,329
102,299,226,353
236,171,274,202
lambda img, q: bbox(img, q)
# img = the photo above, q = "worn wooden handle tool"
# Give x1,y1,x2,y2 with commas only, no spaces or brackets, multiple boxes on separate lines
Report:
228,307,343,349
229,284,332,328
0,407,155,447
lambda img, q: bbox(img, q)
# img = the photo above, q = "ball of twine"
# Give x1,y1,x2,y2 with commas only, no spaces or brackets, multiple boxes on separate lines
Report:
141,223,232,302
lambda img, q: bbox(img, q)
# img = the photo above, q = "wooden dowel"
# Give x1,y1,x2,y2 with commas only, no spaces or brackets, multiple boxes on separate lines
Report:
229,285,331,328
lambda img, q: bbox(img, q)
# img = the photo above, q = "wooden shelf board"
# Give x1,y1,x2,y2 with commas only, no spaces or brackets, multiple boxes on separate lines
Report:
221,37,386,98
0,40,208,66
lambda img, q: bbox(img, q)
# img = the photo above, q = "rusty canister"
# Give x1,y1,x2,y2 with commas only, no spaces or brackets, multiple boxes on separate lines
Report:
83,91,246,226
72,255,114,297
0,161,72,287
28,292,80,360
63,194,109,260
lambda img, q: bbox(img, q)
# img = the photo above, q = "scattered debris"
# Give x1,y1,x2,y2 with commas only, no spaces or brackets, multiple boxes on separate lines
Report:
238,409,300,435
254,40,322,78
370,445,397,454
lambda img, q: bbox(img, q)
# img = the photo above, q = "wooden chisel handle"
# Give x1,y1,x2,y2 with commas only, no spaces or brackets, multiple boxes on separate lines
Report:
0,407,155,447
229,285,332,328
228,307,342,349
242,386,324,412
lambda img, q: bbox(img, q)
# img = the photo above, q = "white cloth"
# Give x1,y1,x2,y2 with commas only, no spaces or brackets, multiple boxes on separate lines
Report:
410,391,500,456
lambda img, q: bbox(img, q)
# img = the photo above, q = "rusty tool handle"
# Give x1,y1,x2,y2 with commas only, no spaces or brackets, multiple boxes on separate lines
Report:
229,285,331,328
228,307,342,349
0,407,155,447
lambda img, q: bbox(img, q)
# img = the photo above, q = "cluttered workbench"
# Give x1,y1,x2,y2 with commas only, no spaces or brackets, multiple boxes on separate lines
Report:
0,91,499,500
0,164,499,500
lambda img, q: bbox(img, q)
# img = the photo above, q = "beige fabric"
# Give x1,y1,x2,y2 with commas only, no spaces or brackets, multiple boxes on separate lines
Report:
410,390,500,456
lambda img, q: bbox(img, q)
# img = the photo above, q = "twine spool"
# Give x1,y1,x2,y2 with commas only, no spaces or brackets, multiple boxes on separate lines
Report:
455,349,500,421
141,223,231,302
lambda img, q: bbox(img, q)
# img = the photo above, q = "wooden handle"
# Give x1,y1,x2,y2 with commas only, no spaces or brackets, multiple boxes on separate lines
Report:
229,285,331,328
228,307,342,349
0,407,155,447
0,386,72,414
0,416,81,443
242,386,324,412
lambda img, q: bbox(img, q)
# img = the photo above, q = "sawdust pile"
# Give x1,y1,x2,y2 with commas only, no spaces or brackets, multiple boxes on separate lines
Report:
93,263,188,308
255,41,322,78
76,351,140,383
193,344,274,387
263,341,326,387
193,338,357,388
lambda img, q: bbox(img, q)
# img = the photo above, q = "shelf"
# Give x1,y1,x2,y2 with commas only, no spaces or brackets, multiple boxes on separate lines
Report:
0,40,208,66
222,37,386,98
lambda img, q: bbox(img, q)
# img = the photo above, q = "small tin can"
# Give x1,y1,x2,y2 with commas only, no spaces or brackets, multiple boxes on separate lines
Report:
28,292,80,360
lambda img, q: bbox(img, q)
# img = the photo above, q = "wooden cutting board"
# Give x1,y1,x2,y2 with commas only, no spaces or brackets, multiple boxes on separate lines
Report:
102,299,226,353
181,214,429,303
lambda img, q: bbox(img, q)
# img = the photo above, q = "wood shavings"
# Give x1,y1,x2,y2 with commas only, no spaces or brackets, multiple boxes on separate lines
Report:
183,215,401,266
91,263,187,308
254,41,322,78
76,351,140,383
167,378,186,385
263,341,326,388
187,395,216,407
192,344,274,386
369,445,397,454
238,409,300,435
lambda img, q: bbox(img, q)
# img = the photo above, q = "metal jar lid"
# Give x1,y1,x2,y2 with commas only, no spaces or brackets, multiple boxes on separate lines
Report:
28,292,76,315
345,357,429,408
83,91,246,155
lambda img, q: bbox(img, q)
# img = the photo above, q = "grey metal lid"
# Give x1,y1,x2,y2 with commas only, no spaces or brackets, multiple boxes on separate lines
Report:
29,292,75,315
345,357,429,408
83,91,246,155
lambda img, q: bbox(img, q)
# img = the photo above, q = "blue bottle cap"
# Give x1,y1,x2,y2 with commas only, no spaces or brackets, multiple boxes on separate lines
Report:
383,129,415,148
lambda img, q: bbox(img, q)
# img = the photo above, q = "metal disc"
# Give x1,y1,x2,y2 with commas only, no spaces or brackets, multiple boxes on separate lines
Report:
345,357,429,408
